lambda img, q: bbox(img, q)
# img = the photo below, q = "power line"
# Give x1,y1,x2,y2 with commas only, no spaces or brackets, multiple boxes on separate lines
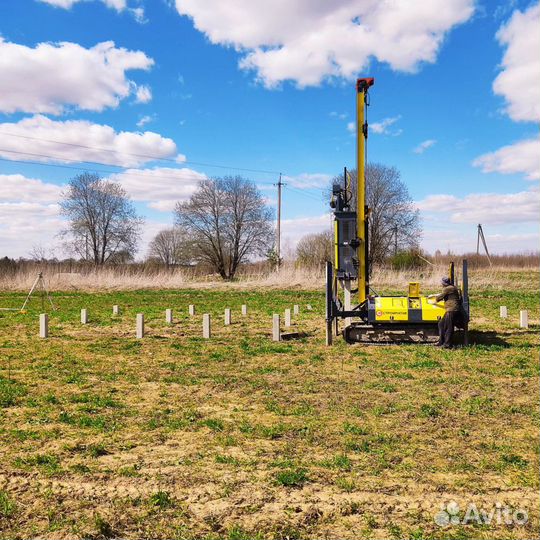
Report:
0,149,329,198
284,184,325,202
0,133,337,198
0,156,277,185
0,135,334,203
0,130,282,175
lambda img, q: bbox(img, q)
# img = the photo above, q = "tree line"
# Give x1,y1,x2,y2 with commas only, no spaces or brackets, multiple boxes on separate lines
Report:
60,173,274,280
58,163,421,279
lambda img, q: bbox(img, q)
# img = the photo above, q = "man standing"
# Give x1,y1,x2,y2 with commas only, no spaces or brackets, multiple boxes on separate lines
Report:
433,277,461,348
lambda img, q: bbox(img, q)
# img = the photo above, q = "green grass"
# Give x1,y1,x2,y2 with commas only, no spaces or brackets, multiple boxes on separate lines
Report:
274,467,309,487
0,278,538,539
0,490,16,518
0,376,27,407
148,490,174,509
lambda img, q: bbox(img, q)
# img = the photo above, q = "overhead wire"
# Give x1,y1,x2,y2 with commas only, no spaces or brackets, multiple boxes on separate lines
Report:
0,131,343,201
0,131,335,212
284,184,326,203
0,156,278,185
0,130,282,176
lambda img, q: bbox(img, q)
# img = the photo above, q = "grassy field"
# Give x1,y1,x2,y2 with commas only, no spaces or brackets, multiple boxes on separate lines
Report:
0,271,538,539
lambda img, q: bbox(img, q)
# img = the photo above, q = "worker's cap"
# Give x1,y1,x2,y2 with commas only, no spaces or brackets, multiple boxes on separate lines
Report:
441,277,452,286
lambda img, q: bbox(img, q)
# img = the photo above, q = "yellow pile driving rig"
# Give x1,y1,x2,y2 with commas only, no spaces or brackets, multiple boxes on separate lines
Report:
325,78,470,344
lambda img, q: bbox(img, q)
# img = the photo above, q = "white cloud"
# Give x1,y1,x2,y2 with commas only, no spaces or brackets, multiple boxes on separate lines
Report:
39,0,127,11
346,121,355,133
0,170,203,258
421,226,539,255
0,115,178,167
284,172,332,189
39,0,148,23
109,167,207,211
413,139,436,154
371,115,402,135
130,7,147,23
135,85,152,103
493,3,540,122
417,188,540,225
136,114,156,128
482,232,540,252
472,136,540,180
140,219,175,256
472,4,540,182
281,213,332,247
0,174,62,203
175,0,475,87
0,38,153,114
0,201,63,258
263,197,277,207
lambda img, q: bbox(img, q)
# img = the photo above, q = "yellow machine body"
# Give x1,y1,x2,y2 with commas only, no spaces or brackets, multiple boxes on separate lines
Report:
370,294,445,323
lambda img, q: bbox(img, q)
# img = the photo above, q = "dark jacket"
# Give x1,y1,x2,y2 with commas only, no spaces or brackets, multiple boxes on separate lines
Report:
436,285,461,312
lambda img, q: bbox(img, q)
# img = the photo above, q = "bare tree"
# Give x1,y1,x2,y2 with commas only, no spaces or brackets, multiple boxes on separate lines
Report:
175,176,274,280
29,244,48,262
60,173,143,265
296,231,333,268
147,227,194,267
329,163,421,265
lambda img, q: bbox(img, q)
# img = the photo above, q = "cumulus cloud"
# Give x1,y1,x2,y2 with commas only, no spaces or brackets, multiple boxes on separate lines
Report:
370,115,402,135
413,139,436,154
0,201,63,258
175,0,475,87
284,172,332,189
39,0,126,11
421,226,539,254
281,213,332,247
0,174,63,203
0,171,204,257
109,167,207,211
493,3,540,122
136,114,156,128
130,7,147,23
473,136,540,180
39,0,148,22
417,188,540,225
0,115,179,167
135,85,152,103
0,38,153,114
473,4,540,182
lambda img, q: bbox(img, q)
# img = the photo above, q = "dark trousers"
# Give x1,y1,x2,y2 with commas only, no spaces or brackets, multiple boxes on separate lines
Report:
438,311,458,346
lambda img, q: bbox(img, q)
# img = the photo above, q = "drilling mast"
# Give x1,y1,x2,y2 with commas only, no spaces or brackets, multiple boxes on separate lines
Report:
356,78,373,304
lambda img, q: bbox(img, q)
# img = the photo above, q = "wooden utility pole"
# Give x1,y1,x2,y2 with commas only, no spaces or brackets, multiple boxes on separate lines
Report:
276,173,283,266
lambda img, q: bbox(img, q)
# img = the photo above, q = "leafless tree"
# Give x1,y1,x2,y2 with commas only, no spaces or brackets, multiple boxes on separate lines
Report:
60,173,143,265
329,163,421,265
28,244,48,262
147,227,194,267
175,176,274,280
296,231,333,268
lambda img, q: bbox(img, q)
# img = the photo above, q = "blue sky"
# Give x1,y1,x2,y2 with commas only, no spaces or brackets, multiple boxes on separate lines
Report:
0,0,538,258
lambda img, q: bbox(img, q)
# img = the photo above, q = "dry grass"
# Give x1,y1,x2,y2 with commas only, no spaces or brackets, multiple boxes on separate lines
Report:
1,262,538,293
